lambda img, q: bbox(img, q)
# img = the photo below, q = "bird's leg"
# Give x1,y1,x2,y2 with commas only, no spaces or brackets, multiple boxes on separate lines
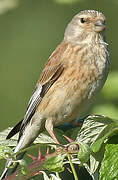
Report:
63,135,73,143
45,118,59,144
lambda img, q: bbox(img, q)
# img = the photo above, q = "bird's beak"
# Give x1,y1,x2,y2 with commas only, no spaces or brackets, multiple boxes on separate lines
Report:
94,20,106,32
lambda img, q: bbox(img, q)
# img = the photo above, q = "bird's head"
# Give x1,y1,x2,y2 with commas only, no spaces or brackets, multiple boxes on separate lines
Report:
64,10,106,44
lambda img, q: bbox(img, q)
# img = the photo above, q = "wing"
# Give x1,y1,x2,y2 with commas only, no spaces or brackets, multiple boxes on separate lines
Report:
6,42,67,140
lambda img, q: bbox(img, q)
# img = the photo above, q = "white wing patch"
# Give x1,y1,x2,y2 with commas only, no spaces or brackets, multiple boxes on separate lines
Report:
22,84,42,125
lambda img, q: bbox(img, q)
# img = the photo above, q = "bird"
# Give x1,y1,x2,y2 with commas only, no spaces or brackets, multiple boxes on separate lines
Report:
0,9,110,179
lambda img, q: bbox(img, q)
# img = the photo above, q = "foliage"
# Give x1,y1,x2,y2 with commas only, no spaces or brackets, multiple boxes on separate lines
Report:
100,144,118,180
0,115,118,180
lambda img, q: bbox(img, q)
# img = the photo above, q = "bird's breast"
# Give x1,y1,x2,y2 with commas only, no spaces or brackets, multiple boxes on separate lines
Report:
37,43,109,126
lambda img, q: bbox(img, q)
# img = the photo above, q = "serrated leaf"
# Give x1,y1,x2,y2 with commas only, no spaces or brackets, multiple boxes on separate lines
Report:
100,144,118,180
77,115,118,152
76,115,118,179
43,154,64,173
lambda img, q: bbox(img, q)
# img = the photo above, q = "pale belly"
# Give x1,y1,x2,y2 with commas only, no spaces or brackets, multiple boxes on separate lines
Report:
37,72,107,127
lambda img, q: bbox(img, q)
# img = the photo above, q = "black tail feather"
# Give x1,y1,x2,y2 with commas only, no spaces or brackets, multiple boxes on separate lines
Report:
6,120,23,139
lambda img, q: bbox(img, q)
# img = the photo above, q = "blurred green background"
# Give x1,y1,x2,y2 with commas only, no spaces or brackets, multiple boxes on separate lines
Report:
0,0,118,179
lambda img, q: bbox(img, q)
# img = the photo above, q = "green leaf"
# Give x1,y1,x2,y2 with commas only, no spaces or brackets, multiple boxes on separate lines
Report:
85,143,106,180
0,145,14,159
76,115,118,179
100,144,118,180
43,154,64,173
78,142,92,164
76,115,118,152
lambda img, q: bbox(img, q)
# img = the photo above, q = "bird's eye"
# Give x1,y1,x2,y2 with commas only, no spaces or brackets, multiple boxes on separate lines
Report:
80,18,86,23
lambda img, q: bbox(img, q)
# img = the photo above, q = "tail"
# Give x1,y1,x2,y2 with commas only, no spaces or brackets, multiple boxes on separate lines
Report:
0,120,24,179
0,130,28,179
0,117,40,179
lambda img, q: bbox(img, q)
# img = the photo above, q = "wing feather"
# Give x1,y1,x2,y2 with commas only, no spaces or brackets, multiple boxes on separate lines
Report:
7,42,67,139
